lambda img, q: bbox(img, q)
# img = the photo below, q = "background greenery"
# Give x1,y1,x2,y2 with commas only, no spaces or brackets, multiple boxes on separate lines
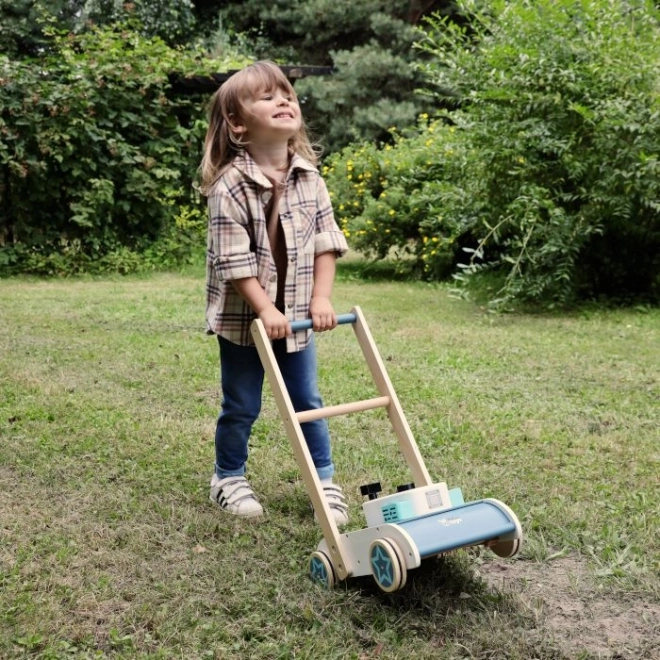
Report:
1,269,658,658
0,21,247,276
326,0,660,308
1,0,659,305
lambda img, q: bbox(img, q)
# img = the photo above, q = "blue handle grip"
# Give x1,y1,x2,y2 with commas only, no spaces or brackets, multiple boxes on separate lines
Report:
290,313,356,332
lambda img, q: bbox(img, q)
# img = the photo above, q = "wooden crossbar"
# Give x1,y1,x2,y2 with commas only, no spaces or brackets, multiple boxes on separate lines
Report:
296,395,390,424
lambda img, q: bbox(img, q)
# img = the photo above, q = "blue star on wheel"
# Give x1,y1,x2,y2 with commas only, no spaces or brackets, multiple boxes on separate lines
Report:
310,557,328,585
370,544,394,587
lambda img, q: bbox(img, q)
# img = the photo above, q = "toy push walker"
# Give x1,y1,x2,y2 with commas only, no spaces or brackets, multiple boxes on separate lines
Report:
251,306,523,592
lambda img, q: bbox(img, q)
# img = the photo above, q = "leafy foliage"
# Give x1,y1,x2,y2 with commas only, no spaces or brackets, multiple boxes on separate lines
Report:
81,0,198,46
207,0,460,152
0,0,198,56
0,0,80,56
328,0,660,306
325,117,466,279
0,24,246,275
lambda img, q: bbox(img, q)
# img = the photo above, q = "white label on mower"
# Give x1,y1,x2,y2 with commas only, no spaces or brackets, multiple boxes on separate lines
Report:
438,517,463,527
425,489,444,509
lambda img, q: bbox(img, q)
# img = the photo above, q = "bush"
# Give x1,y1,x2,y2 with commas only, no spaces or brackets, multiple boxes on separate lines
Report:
325,116,468,279
329,0,660,307
0,23,247,275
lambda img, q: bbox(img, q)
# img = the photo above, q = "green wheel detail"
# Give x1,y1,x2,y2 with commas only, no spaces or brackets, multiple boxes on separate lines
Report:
491,537,522,558
369,538,405,593
309,551,335,589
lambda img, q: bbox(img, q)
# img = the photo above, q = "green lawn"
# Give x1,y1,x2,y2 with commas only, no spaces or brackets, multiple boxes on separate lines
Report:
1,268,658,659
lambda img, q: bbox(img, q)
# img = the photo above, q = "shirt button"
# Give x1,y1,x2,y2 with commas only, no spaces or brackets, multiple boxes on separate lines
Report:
269,275,276,282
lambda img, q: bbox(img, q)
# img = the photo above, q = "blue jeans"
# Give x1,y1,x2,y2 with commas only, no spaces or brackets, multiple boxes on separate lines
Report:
214,335,334,481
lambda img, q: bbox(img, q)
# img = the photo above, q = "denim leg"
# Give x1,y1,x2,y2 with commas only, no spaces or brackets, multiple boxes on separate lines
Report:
274,336,335,480
214,336,264,478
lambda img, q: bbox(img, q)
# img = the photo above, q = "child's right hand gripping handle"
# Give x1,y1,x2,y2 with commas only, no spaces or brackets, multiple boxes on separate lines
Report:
290,313,356,333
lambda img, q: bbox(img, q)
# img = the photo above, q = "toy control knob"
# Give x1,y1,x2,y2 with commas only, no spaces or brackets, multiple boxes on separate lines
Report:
396,483,415,492
360,482,382,500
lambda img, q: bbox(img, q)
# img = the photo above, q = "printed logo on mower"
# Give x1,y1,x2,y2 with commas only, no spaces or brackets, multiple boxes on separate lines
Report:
438,517,463,527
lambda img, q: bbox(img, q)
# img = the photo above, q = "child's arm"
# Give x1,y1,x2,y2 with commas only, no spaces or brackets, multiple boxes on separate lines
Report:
309,251,338,332
232,277,291,340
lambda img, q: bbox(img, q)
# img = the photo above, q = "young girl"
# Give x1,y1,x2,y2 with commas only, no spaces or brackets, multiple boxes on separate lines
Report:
199,61,349,523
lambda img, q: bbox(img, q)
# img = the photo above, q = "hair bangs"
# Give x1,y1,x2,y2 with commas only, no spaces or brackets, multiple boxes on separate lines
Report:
241,62,297,101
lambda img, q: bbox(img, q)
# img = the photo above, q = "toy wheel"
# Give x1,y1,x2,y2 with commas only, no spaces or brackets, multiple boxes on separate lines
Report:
309,551,336,589
369,538,407,593
491,537,522,558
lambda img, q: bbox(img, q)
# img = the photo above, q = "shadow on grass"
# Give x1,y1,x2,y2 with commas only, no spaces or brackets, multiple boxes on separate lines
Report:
348,551,508,610
330,552,543,657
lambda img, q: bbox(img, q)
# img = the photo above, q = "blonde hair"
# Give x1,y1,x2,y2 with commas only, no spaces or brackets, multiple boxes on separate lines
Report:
198,60,319,195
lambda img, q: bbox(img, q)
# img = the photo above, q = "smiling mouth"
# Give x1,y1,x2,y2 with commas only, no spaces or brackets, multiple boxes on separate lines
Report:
273,113,295,119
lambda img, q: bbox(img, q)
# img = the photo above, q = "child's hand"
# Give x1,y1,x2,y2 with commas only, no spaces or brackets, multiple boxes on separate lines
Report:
310,296,337,332
259,306,291,340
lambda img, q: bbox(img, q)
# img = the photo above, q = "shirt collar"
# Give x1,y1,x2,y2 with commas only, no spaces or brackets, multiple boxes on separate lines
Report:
232,149,317,188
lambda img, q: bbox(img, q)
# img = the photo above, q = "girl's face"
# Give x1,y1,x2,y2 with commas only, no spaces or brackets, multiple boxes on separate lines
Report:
234,85,301,146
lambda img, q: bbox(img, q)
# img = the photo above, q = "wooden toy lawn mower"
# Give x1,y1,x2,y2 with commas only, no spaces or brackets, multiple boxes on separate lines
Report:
251,306,523,593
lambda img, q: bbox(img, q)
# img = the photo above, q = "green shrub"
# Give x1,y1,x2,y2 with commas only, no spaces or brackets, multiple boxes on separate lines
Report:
423,0,660,306
328,0,660,307
325,117,468,279
0,23,246,275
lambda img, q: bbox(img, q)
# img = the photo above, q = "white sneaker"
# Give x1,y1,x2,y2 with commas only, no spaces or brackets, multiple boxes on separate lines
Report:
209,475,264,518
317,483,349,526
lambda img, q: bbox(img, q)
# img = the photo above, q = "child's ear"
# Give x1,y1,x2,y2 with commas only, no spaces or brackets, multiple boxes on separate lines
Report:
228,114,246,136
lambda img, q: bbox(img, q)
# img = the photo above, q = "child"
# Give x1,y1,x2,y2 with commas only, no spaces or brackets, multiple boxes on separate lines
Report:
198,61,349,524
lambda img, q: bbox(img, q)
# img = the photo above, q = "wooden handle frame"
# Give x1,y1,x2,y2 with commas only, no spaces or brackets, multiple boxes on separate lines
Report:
250,305,432,581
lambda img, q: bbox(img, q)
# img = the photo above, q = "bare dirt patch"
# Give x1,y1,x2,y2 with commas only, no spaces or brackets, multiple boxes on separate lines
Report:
479,556,660,659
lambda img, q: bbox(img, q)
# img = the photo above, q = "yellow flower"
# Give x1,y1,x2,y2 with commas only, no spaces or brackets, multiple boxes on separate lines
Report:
388,209,395,216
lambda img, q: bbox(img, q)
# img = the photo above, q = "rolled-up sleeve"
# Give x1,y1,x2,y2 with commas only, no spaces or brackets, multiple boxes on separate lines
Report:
208,189,258,281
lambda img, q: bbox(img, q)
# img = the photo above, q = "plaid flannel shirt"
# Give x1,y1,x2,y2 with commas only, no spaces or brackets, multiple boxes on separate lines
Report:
205,150,348,352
